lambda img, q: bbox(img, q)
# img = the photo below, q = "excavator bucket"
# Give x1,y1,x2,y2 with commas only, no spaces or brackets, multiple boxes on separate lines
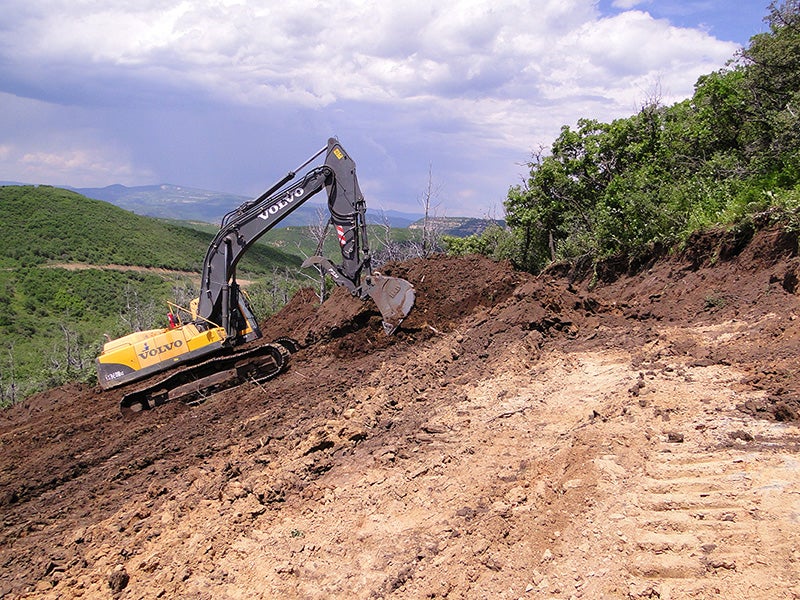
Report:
301,255,415,334
362,274,416,334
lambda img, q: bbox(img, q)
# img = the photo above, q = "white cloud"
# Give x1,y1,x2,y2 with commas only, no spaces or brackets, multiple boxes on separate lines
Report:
3,0,735,108
538,10,737,110
612,0,650,8
0,142,152,187
0,0,744,215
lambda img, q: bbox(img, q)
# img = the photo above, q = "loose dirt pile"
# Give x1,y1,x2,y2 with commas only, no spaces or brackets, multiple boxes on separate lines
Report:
2,229,800,599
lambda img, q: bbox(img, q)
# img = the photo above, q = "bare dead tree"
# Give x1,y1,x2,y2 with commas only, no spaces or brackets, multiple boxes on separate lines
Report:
418,163,445,257
61,324,78,371
0,344,17,406
371,210,410,269
119,285,160,332
371,167,447,266
303,206,331,302
227,266,299,321
47,322,91,385
171,279,199,309
307,205,330,252
270,267,296,311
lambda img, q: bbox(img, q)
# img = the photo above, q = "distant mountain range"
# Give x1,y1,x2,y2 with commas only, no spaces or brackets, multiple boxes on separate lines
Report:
409,216,507,237
0,181,424,228
71,183,426,228
1,181,504,235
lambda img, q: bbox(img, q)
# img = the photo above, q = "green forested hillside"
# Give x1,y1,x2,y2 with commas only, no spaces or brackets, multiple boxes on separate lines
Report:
0,186,308,405
0,266,184,401
0,185,298,273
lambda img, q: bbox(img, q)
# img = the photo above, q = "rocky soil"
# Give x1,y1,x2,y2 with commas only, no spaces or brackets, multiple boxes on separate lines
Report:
2,227,800,599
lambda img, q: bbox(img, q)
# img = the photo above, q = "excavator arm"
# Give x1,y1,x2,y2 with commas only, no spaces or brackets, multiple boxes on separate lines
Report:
196,164,330,339
302,140,415,333
196,137,414,337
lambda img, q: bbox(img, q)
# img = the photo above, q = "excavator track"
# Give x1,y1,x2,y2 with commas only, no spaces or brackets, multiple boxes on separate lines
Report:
119,340,295,416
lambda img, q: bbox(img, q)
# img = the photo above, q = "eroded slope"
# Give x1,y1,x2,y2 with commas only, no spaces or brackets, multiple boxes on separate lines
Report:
2,233,800,599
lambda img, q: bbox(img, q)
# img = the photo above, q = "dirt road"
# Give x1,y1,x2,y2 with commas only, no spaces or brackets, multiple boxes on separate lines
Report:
1,228,799,599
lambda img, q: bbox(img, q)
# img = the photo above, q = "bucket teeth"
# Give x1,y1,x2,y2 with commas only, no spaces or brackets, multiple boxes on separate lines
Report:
364,274,415,334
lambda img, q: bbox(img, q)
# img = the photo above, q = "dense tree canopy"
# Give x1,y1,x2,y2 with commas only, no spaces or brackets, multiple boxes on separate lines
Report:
486,1,800,274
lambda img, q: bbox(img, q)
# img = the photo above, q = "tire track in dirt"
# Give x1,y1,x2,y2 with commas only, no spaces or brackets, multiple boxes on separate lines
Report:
570,323,800,600
623,422,800,599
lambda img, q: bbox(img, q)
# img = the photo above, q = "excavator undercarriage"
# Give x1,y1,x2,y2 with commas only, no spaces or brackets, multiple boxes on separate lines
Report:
118,339,295,416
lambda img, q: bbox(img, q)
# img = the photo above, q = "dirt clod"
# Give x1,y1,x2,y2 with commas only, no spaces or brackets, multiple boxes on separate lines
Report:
107,565,129,593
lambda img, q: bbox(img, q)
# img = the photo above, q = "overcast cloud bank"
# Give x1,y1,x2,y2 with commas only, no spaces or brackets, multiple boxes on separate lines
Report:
0,0,766,216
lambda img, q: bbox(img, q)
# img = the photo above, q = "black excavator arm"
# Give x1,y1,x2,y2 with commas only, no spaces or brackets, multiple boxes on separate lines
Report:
196,137,414,338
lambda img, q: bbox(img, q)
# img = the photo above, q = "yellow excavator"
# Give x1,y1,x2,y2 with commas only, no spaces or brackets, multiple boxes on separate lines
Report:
96,138,415,413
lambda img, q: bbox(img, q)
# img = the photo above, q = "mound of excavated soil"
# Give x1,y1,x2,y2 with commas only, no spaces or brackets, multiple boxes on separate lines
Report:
2,229,800,599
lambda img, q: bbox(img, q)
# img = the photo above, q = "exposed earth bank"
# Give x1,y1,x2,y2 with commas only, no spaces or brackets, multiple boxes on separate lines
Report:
2,227,800,599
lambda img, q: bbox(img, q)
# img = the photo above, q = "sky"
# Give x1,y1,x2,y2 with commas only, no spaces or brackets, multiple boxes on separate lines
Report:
0,1,772,218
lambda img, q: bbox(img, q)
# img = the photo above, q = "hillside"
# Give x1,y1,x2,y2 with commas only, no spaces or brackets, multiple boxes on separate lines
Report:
0,186,298,272
1,227,799,598
0,185,304,402
69,184,249,224
408,216,506,237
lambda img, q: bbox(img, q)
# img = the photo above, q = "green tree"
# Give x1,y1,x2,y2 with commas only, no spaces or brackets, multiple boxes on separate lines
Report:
503,2,800,274
739,0,800,184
